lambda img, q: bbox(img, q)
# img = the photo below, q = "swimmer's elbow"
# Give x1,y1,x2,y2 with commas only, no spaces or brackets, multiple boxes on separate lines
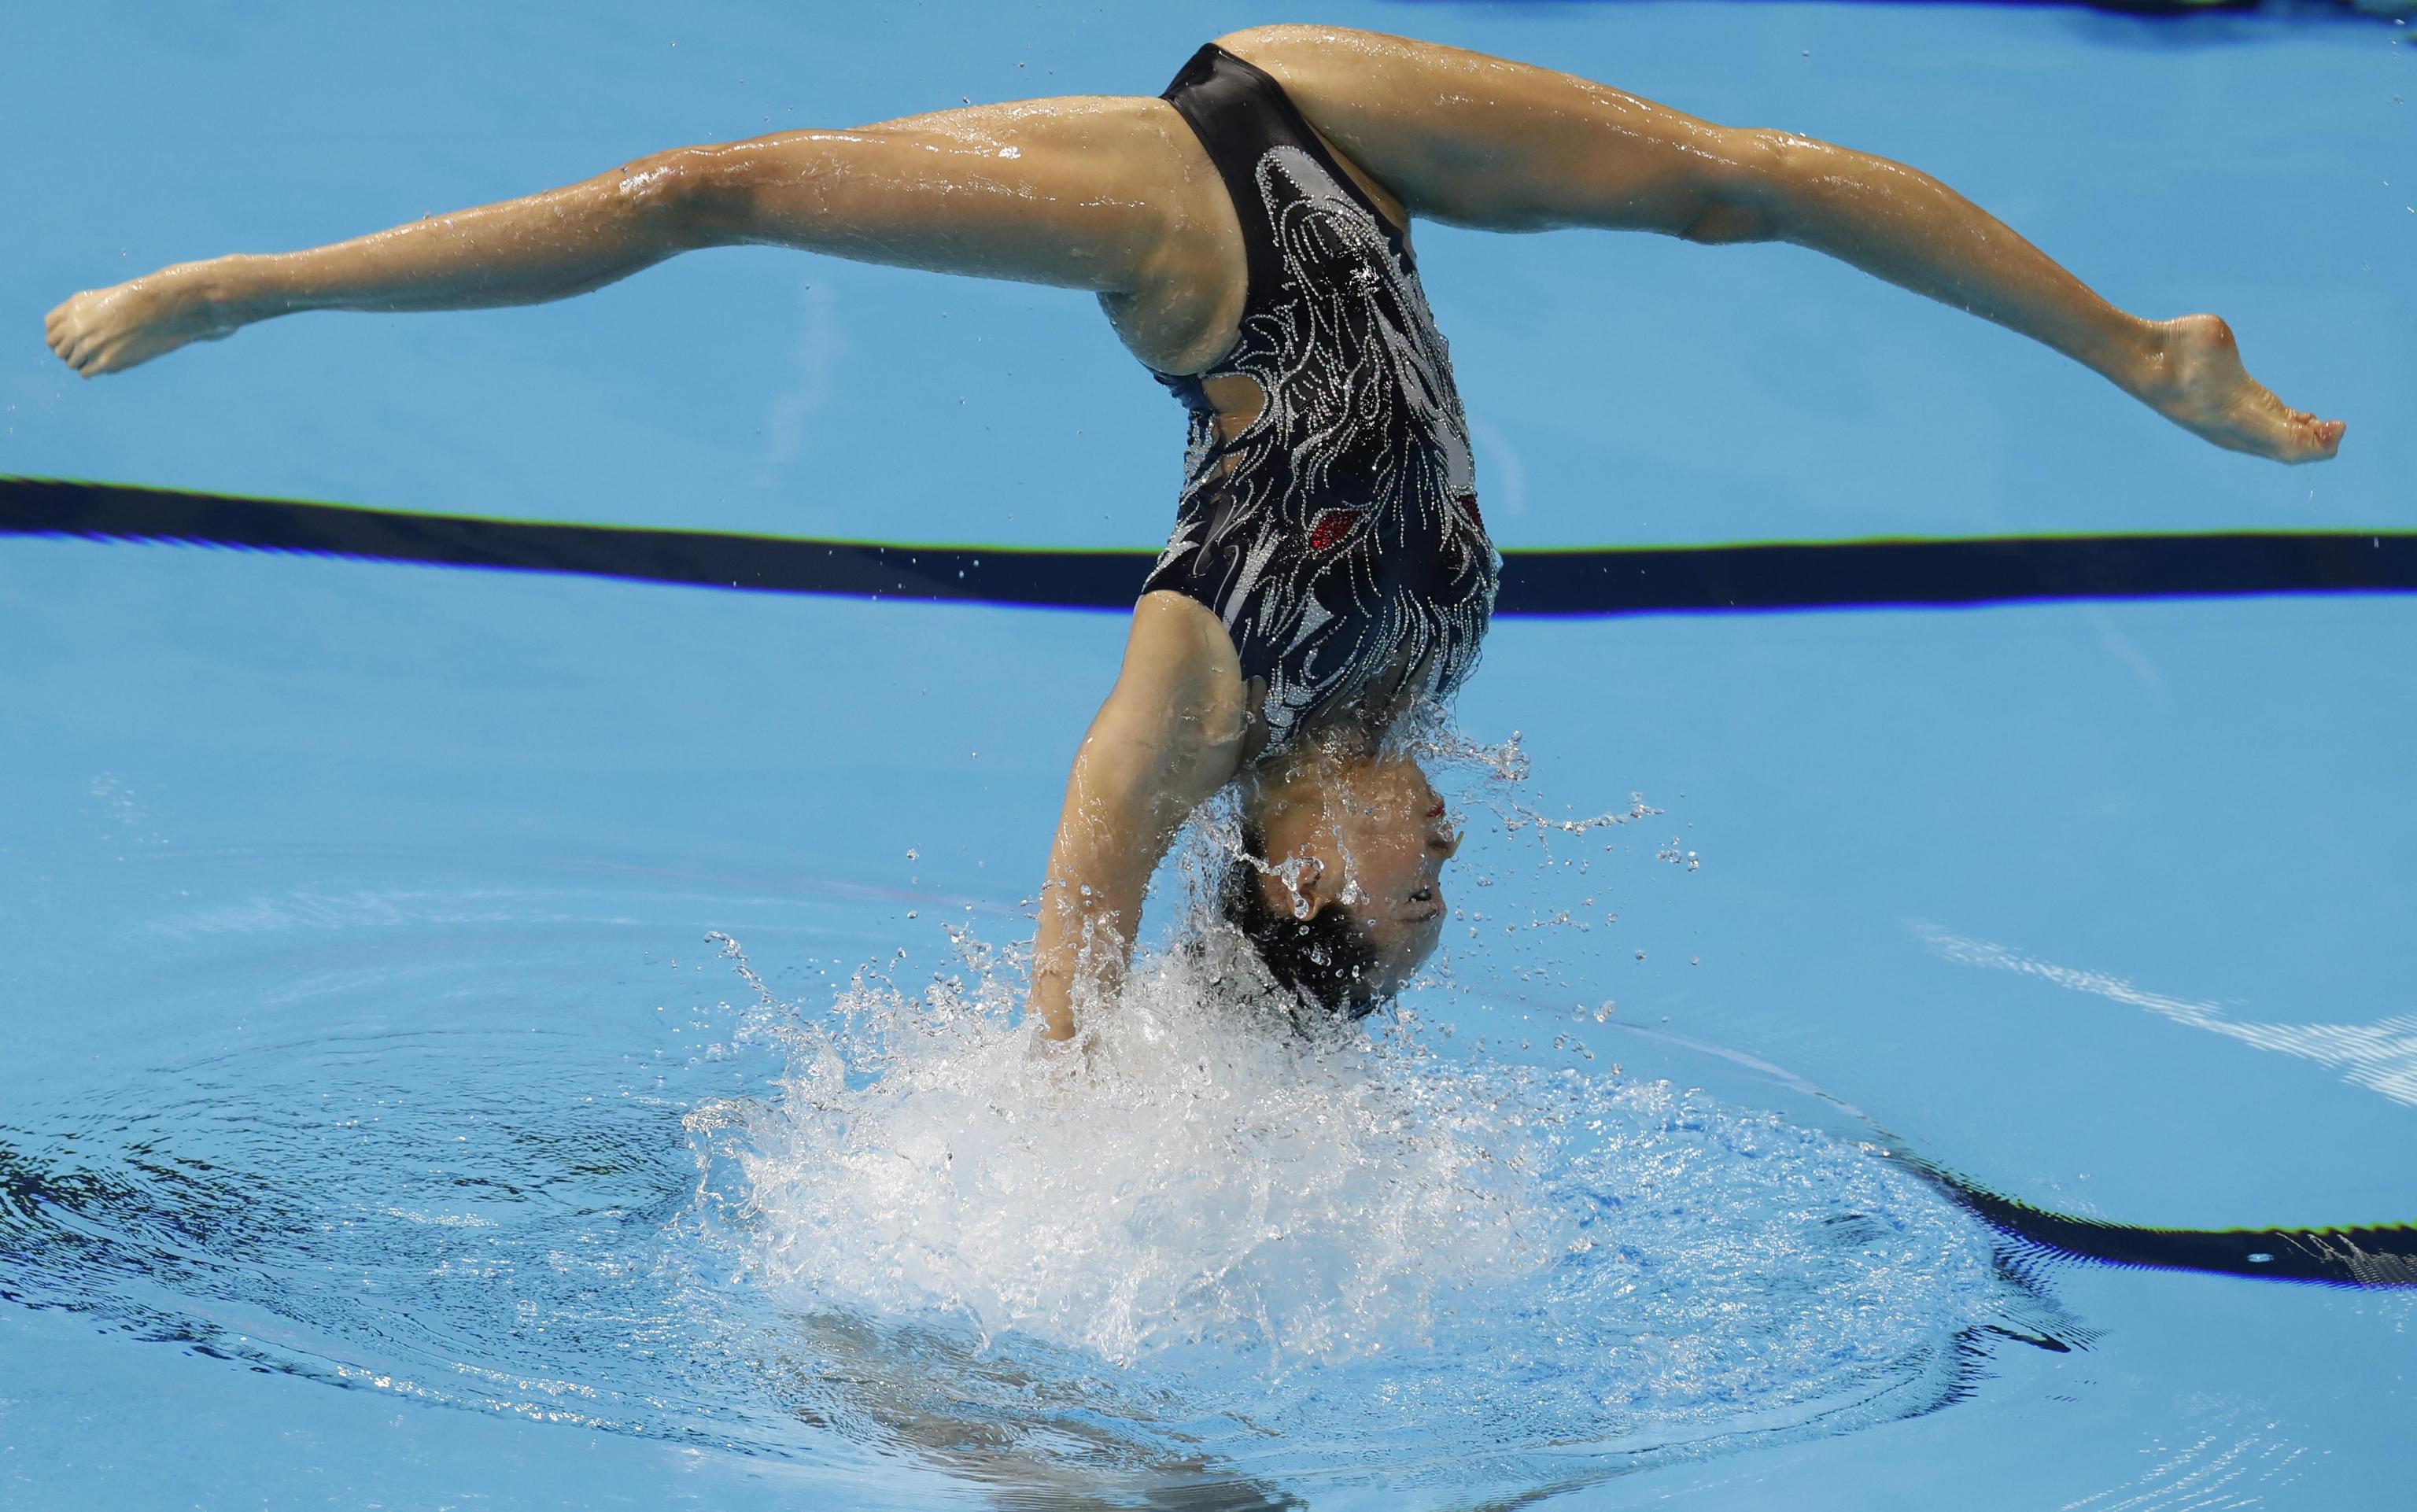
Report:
1086,722,1240,833
1068,710,1241,854
1085,665,1248,809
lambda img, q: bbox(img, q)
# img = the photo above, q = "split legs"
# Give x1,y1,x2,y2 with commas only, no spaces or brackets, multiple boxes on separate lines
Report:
1224,24,2343,463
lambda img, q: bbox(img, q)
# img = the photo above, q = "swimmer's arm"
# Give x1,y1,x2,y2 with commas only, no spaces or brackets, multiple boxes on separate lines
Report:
1029,593,1248,1044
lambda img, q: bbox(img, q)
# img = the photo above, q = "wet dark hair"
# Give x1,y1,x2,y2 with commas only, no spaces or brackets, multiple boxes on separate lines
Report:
1219,824,1387,1020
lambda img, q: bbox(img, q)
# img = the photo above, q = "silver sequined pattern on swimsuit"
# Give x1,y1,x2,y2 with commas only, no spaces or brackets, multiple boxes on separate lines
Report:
1146,46,1499,755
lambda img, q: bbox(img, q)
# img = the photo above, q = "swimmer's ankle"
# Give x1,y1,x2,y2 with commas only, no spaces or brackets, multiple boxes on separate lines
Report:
2118,312,2345,463
2101,312,2172,401
189,254,285,323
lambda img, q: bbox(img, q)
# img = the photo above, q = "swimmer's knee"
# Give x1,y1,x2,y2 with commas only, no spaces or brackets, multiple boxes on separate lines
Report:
1679,200,1778,245
607,148,736,245
611,149,693,212
611,139,832,249
1677,129,1797,245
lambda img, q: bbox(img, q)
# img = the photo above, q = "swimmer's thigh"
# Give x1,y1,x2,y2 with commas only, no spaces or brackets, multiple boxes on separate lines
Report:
651,94,1239,352
1215,25,1770,238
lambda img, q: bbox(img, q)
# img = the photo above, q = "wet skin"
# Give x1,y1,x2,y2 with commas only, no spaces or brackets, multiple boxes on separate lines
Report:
1247,755,1463,998
36,24,2349,1046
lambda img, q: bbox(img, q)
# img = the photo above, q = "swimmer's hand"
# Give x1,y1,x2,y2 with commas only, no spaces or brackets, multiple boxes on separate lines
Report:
1026,1024,1091,1073
2130,314,2344,464
46,260,252,378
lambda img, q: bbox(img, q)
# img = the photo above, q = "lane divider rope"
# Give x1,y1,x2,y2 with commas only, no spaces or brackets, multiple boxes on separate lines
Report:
7,476,2413,618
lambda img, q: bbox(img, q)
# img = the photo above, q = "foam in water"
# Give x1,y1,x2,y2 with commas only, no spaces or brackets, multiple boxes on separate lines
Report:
688,889,2039,1495
0,815,2057,1504
705,931,1552,1374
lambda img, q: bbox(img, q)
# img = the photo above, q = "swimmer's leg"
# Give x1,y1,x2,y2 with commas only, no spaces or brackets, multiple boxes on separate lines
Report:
1223,24,2342,465
45,97,1218,378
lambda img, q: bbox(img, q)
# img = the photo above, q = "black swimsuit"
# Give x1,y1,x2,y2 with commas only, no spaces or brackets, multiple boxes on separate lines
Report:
1144,44,1497,758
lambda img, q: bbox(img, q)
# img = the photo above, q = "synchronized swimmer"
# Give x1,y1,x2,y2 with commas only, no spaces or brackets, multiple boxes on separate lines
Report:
44,25,2344,1044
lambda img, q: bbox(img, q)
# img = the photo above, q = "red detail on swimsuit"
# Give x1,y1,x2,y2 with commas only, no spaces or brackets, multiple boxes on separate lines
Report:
1459,496,1485,533
1310,510,1356,551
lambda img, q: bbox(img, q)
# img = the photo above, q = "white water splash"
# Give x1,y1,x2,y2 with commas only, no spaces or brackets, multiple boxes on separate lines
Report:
703,932,1552,1371
683,924,2032,1491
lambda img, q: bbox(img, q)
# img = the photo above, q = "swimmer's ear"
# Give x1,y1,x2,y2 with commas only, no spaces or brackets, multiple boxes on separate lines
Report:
1299,855,1338,916
1275,855,1334,920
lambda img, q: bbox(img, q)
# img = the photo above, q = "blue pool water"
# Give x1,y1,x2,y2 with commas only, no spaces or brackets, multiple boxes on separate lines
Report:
4,2,2413,1508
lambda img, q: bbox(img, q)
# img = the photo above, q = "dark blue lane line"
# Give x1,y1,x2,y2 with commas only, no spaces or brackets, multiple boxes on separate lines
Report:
1506,530,2416,618
4,476,1146,610
6,475,2413,618
1895,1156,2417,1291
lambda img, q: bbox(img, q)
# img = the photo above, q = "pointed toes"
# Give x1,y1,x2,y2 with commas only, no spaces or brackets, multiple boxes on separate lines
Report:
2278,412,2345,463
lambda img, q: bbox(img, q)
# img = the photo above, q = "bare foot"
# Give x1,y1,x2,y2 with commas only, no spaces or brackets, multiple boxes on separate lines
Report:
43,260,251,378
2132,313,2345,464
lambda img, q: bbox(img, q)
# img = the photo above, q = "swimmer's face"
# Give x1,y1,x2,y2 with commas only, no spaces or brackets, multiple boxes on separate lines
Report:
1257,755,1461,995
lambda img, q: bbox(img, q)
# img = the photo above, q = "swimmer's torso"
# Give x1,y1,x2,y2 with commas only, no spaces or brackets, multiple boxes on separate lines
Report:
1142,43,1499,759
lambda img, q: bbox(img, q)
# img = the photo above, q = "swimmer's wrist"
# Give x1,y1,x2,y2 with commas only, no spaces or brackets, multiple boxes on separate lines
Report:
1033,1007,1078,1046
1028,1023,1085,1067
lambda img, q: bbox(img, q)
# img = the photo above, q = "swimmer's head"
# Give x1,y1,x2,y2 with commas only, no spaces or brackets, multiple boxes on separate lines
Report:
1223,753,1459,1018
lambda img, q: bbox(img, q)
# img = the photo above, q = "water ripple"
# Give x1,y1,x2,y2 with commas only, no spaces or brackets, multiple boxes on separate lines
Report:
0,902,2069,1507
